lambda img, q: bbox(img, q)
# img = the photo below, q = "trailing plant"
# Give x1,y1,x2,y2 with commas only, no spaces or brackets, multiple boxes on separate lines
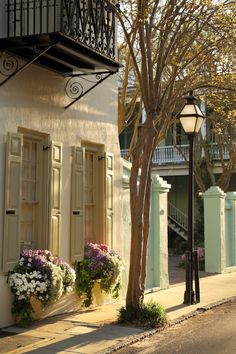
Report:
8,249,76,327
75,243,122,307
118,301,167,328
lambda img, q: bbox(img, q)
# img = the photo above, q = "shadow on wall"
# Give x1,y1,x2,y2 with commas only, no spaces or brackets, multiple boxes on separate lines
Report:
0,51,118,125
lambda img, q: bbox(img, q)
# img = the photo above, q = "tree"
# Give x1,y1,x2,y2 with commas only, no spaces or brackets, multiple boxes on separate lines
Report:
195,85,236,192
115,0,236,312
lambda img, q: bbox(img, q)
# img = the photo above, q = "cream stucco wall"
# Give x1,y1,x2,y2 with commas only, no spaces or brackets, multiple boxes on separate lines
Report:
0,53,124,327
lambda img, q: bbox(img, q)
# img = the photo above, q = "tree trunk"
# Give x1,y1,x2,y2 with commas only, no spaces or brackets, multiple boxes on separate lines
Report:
126,118,156,311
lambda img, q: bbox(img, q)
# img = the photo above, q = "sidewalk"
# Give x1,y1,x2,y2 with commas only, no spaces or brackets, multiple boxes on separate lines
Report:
1,271,236,354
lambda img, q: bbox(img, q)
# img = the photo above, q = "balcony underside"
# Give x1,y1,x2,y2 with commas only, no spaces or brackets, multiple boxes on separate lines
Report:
0,32,120,75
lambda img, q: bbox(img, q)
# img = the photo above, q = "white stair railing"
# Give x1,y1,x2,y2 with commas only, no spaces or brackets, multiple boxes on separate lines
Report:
168,202,188,232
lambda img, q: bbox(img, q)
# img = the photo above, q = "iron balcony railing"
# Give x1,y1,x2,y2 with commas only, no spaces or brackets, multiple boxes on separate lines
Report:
3,0,116,59
120,143,230,165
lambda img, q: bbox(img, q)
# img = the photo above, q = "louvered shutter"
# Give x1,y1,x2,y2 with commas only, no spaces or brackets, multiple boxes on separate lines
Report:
3,133,23,272
105,153,114,247
49,142,62,256
70,147,85,262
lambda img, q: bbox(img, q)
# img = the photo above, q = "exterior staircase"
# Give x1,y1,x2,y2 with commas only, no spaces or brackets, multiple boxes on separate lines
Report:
168,202,188,240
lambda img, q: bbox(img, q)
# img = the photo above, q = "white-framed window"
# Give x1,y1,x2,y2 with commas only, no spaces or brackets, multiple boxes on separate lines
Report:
70,143,114,262
2,130,62,272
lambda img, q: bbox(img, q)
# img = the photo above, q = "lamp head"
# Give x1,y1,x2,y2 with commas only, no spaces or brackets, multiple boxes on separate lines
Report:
178,91,205,136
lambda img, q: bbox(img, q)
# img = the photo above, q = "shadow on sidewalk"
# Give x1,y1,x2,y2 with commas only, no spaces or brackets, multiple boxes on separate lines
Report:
165,303,186,313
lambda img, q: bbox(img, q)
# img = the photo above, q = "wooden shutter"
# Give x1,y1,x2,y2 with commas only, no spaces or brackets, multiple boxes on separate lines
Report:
105,153,114,247
3,133,23,272
70,147,85,263
49,142,62,256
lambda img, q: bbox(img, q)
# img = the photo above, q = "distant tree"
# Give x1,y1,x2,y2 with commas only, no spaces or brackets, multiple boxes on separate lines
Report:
195,86,236,192
115,0,236,312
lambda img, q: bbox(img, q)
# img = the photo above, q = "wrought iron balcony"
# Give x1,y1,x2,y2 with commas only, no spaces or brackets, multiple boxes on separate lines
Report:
0,0,119,74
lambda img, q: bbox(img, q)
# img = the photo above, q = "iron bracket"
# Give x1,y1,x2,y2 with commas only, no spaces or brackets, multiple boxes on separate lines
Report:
0,45,53,87
64,70,117,109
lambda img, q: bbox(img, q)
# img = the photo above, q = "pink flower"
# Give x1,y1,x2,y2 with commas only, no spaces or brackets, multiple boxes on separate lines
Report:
197,247,205,260
99,244,109,252
181,254,186,261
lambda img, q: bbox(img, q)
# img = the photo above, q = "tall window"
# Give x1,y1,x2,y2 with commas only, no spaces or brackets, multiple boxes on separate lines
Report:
82,143,104,245
21,137,41,250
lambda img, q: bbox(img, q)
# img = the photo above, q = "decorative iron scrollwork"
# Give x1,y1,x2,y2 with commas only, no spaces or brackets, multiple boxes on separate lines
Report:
0,52,19,77
0,46,53,88
5,0,116,62
64,71,114,109
65,78,84,99
62,0,115,59
65,72,107,99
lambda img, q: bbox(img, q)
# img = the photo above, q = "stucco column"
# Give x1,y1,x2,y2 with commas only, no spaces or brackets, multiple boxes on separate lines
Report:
225,192,236,267
121,160,132,298
203,186,226,273
146,175,171,290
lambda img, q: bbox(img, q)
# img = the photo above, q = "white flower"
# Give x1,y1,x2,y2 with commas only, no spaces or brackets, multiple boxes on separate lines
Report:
18,295,26,300
17,279,23,286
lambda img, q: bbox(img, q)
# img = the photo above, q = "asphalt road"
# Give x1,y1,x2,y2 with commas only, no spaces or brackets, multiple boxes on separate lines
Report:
116,299,236,354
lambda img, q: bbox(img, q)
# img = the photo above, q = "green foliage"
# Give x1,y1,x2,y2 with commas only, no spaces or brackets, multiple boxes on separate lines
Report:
118,301,167,328
75,243,122,307
75,262,94,307
11,298,34,328
118,304,137,323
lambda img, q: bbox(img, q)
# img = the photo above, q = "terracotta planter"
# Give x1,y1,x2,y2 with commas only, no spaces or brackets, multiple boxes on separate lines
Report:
30,292,82,320
30,297,44,320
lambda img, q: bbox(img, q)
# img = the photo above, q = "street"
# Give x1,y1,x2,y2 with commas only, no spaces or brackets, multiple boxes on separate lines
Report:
116,299,236,354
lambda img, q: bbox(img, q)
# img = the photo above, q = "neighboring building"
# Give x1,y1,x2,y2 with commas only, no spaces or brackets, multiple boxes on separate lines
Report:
0,0,124,327
120,103,236,245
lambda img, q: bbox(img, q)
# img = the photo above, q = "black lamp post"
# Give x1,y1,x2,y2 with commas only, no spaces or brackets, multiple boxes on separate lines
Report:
178,91,205,305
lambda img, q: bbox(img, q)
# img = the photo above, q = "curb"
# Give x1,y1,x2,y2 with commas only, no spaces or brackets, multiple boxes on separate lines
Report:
103,296,236,353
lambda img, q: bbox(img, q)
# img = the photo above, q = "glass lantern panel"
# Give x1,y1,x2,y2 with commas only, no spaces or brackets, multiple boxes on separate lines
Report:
179,116,197,133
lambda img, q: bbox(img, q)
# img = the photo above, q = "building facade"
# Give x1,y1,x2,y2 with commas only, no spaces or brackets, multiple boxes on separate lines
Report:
0,0,125,327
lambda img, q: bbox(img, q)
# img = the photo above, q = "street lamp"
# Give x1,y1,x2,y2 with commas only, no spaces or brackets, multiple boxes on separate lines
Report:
178,91,205,305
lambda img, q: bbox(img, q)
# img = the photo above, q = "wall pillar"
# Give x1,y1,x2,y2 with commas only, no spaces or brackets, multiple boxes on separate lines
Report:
120,159,132,298
225,192,236,267
203,186,226,273
146,175,171,290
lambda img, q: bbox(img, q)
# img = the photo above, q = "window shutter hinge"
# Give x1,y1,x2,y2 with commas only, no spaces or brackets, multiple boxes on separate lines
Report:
43,145,51,151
